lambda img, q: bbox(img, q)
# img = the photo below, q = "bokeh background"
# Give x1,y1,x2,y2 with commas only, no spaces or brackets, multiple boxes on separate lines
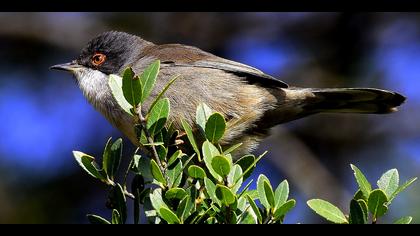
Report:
0,12,419,224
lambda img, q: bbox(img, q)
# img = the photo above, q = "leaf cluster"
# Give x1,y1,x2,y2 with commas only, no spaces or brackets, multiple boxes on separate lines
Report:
307,165,416,224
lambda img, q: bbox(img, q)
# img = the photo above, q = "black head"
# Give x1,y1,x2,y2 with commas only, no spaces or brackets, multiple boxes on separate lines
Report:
77,31,144,74
51,31,153,75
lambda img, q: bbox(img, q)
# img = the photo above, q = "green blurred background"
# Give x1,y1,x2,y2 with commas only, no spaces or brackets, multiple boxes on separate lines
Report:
0,12,419,223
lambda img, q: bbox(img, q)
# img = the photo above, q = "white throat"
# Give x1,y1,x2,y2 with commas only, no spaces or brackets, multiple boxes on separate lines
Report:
73,68,138,144
72,68,137,144
74,68,110,109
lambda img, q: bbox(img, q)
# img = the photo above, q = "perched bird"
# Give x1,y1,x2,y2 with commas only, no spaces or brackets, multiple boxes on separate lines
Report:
51,31,406,157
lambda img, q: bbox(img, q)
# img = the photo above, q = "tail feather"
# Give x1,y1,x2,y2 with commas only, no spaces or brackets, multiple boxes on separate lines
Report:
306,88,406,114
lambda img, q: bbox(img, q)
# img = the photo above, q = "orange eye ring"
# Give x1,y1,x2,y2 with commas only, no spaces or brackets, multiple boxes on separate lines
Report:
91,53,106,66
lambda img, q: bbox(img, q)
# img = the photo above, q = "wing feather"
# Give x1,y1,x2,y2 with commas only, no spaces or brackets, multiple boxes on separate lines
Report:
144,44,289,88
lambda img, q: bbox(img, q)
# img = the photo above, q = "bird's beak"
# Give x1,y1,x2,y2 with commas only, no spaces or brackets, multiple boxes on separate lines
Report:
50,61,81,73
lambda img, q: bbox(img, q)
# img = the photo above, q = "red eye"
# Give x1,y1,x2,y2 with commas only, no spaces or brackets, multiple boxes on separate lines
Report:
91,53,106,66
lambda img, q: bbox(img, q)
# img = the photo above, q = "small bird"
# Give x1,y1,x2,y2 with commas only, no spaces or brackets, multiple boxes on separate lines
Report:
51,31,406,157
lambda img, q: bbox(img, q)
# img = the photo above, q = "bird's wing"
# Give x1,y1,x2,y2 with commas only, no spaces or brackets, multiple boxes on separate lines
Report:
144,44,289,88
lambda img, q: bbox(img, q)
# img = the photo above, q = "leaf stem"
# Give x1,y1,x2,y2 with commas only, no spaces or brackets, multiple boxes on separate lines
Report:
123,190,135,200
233,151,267,185
136,106,166,177
263,214,272,224
101,171,135,200
122,151,137,192
146,75,180,116
225,205,232,224
193,205,214,224
236,205,251,224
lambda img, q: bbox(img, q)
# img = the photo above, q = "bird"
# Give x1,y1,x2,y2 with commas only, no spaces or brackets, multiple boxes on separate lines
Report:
51,31,406,157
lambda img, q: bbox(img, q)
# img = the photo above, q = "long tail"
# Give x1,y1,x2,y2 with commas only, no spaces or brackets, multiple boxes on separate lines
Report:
250,87,405,134
305,88,406,114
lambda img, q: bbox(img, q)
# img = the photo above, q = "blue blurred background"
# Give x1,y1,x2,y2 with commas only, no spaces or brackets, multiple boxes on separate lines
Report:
0,12,419,223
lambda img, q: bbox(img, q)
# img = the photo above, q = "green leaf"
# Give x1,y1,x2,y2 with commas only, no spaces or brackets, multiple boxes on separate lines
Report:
138,156,153,179
240,211,257,224
108,74,133,115
110,183,127,224
72,151,105,180
87,214,111,224
139,60,160,103
139,188,151,205
157,145,168,162
236,196,247,212
150,188,169,211
160,207,180,224
146,98,170,137
188,165,207,179
237,180,254,200
176,196,190,221
235,154,255,180
168,150,183,166
155,128,165,142
135,125,148,145
196,103,213,135
227,165,243,193
183,212,199,224
205,217,217,224
165,188,187,200
246,194,262,224
394,216,413,224
150,159,166,186
377,169,399,198
122,67,142,107
274,180,289,211
353,189,366,201
368,189,388,219
130,154,141,173
205,112,226,143
307,199,348,224
216,184,236,206
184,187,197,218
257,174,273,210
350,164,372,199
102,138,122,181
349,199,367,224
202,140,220,158
102,137,112,170
357,199,368,222
167,159,183,188
211,155,231,177
143,195,158,223
182,154,195,169
181,118,201,161
245,190,259,200
131,175,144,224
147,75,180,115
202,141,223,182
264,181,275,209
389,177,417,202
204,177,221,206
111,209,122,224
273,199,296,220
235,152,267,184
223,143,243,155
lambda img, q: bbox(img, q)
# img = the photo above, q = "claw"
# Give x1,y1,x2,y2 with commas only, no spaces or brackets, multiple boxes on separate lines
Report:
176,131,187,139
174,139,184,146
